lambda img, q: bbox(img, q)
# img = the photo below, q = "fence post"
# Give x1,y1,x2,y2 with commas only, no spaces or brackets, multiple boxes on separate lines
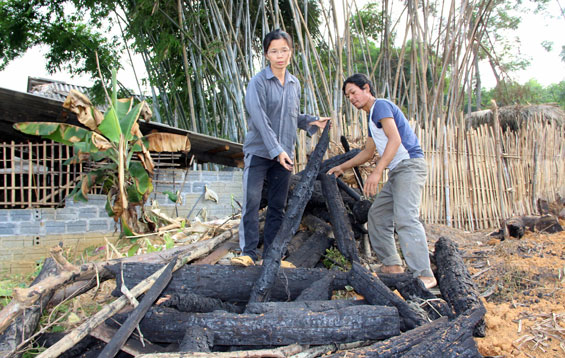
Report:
491,100,506,224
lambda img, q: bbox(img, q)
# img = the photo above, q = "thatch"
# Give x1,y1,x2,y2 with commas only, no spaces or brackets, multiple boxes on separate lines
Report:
465,104,565,131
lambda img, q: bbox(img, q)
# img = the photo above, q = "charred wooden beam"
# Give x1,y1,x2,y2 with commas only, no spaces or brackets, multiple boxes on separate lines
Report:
98,258,176,358
248,125,330,303
318,149,361,175
302,214,332,234
109,263,348,303
351,199,372,225
159,292,243,313
434,237,486,337
286,232,332,268
347,262,426,331
179,327,213,353
400,306,485,357
326,316,449,357
295,274,334,301
319,173,360,263
336,178,361,201
396,278,453,320
205,145,229,155
0,258,58,358
340,135,364,189
286,231,311,257
112,305,400,346
245,299,367,314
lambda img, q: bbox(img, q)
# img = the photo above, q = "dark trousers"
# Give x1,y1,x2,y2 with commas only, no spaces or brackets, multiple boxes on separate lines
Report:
238,155,291,261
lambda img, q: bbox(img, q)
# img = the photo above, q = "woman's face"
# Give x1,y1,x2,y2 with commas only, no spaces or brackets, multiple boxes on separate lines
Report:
266,38,292,71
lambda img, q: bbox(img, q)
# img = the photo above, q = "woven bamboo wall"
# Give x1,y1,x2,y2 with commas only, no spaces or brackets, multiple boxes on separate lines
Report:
297,116,565,231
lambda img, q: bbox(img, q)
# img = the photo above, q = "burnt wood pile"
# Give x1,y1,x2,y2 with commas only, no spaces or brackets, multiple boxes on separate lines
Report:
0,126,487,357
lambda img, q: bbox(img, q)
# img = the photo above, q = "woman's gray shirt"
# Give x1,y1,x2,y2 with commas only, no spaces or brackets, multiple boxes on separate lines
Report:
243,66,318,160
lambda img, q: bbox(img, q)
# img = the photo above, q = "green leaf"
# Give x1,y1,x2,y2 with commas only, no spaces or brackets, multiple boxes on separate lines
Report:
98,107,121,143
129,161,151,195
127,244,140,257
126,184,143,204
105,196,115,217
115,98,133,120
121,102,143,141
163,190,178,203
163,234,174,249
121,219,135,237
145,238,160,253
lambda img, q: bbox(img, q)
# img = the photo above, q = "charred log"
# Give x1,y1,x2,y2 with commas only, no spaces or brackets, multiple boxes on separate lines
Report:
159,293,243,313
249,125,330,303
179,327,213,353
352,200,372,225
98,259,176,358
396,278,453,320
347,262,426,331
336,178,361,201
318,149,361,175
295,274,334,301
286,232,332,268
111,305,399,346
245,299,367,314
340,136,364,189
319,174,360,263
326,316,449,357
400,306,485,358
110,263,348,303
434,237,486,337
0,258,58,358
286,231,311,257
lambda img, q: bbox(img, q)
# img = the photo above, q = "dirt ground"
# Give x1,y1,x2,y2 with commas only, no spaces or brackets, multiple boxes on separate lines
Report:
425,222,565,358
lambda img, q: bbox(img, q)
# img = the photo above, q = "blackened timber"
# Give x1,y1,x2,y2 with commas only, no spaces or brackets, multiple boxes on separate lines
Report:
109,263,348,303
340,135,365,189
400,306,485,358
318,149,361,175
336,178,361,201
286,232,331,268
434,237,486,337
179,327,213,352
295,274,333,301
0,258,58,358
319,173,360,263
113,305,399,346
98,258,176,358
245,300,367,314
159,292,243,313
301,214,331,234
248,125,330,304
326,317,449,357
347,262,425,331
352,199,372,225
396,278,453,320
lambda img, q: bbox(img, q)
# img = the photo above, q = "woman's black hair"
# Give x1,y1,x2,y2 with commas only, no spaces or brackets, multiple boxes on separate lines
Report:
342,73,376,96
263,29,293,54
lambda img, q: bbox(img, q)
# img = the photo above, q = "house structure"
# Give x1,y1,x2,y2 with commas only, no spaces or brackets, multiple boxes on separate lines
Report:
0,78,244,273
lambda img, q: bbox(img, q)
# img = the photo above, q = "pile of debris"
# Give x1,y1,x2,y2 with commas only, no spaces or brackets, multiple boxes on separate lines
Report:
0,126,487,358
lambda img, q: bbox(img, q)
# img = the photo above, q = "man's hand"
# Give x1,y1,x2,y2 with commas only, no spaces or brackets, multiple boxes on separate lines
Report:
327,165,344,177
277,151,294,171
363,169,382,197
312,117,330,129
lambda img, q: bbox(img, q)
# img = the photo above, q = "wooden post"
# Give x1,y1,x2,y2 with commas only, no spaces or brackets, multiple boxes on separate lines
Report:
491,100,506,223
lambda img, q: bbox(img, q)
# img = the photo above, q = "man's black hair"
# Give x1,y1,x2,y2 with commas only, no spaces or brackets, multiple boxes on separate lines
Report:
263,29,293,54
342,73,376,96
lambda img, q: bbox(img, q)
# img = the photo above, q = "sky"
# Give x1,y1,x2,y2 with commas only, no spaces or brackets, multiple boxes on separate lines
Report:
0,2,563,93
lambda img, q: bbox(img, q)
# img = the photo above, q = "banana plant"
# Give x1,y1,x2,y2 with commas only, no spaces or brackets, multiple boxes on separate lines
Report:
14,71,191,235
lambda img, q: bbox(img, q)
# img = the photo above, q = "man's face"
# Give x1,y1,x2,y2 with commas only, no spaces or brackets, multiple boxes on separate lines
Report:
344,83,371,109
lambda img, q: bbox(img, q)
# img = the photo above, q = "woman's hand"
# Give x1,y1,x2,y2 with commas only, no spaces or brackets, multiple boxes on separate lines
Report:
312,117,330,129
277,151,294,171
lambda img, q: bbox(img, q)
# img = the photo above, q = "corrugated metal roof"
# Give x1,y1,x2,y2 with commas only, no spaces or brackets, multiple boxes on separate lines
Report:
26,77,90,102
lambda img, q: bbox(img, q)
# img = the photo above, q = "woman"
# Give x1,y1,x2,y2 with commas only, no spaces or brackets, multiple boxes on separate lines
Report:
231,29,329,267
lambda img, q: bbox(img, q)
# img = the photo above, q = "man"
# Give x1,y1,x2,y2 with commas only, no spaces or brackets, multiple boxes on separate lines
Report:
231,29,329,267
328,73,437,288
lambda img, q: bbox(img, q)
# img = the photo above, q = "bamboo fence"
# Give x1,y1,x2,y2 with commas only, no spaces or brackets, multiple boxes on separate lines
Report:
297,114,564,231
2,117,564,230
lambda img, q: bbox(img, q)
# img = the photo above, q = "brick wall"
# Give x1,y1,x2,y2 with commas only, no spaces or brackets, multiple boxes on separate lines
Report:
0,169,243,273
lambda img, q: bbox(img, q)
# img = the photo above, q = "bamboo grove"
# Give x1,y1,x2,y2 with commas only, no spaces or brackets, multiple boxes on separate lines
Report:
0,0,550,141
